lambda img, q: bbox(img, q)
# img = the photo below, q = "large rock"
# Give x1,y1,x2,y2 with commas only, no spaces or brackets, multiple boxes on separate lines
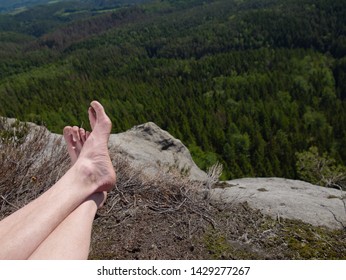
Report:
109,122,208,181
5,117,345,230
210,178,346,229
1,118,207,181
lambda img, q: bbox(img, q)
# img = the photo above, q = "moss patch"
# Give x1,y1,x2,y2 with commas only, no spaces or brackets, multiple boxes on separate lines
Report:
257,217,346,259
203,227,260,259
280,220,346,259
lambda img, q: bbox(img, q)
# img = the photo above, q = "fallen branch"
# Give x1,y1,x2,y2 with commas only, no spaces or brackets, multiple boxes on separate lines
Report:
0,195,19,210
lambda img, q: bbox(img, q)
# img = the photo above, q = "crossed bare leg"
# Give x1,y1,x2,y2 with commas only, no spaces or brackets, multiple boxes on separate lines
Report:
68,101,116,193
63,112,108,208
29,105,110,259
0,101,116,259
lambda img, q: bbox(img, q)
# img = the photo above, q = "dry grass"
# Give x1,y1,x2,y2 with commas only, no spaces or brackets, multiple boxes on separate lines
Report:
0,119,215,259
1,119,346,260
91,146,216,259
0,119,69,218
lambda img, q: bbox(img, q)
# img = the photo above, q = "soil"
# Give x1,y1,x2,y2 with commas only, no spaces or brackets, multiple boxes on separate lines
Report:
89,201,346,260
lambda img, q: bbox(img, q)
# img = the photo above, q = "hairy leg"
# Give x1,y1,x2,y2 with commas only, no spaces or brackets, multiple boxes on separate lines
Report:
0,101,115,259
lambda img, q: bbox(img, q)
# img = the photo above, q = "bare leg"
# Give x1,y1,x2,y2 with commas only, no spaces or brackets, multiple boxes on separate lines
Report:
0,101,116,259
29,126,106,260
28,192,106,260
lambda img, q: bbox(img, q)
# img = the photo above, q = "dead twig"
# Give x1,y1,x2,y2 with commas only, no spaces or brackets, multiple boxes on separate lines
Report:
0,195,19,210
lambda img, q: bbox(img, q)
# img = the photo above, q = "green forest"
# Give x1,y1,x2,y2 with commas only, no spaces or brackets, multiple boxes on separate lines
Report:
0,0,346,180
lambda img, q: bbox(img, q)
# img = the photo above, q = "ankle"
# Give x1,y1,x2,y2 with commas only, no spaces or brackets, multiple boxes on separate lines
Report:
72,160,99,191
72,158,116,193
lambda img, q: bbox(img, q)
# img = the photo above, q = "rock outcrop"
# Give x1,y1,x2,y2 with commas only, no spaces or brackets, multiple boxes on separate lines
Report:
2,117,345,230
1,118,208,181
109,122,208,181
211,178,346,229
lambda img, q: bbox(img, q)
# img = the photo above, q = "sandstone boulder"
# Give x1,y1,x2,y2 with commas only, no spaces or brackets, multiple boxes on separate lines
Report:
211,177,346,229
109,122,208,181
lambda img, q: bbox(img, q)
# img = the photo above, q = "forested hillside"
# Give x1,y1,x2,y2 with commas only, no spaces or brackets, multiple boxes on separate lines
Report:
0,0,148,14
0,0,346,179
0,0,68,13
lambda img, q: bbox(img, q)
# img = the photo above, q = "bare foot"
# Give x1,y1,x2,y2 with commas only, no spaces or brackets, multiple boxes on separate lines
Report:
63,126,90,165
65,101,116,193
63,120,108,209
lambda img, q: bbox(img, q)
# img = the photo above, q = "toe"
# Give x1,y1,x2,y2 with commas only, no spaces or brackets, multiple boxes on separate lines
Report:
88,107,96,130
90,100,112,133
72,126,80,142
79,128,87,143
63,126,72,138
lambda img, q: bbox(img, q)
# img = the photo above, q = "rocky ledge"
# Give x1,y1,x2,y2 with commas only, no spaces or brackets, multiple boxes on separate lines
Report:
2,118,345,230
211,178,346,230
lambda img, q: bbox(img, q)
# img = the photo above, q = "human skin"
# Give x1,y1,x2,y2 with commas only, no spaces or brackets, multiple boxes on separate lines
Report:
0,101,116,260
29,124,107,260
28,191,106,259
